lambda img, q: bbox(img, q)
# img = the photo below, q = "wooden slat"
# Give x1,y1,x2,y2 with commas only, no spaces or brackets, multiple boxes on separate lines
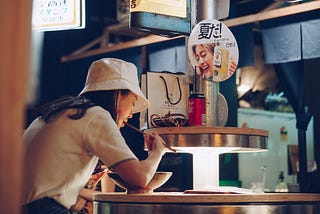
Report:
93,192,320,203
69,36,105,56
61,35,184,62
104,21,150,37
223,0,320,27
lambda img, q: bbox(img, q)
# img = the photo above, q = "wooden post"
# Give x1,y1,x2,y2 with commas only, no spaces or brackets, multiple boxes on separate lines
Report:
0,0,32,213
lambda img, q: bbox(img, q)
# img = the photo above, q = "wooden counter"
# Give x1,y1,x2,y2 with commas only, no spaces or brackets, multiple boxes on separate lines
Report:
93,192,320,214
94,192,320,204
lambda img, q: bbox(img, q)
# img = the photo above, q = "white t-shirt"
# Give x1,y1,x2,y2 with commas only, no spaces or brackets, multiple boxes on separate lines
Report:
22,106,137,209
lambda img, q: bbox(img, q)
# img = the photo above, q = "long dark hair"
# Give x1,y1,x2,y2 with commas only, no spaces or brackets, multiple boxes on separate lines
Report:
35,89,131,123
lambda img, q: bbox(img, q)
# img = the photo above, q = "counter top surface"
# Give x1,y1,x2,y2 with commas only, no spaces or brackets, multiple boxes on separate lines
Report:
144,126,269,137
93,192,320,204
143,126,269,151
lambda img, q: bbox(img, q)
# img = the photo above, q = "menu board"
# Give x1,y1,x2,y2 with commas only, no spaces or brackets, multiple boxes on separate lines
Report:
32,0,85,31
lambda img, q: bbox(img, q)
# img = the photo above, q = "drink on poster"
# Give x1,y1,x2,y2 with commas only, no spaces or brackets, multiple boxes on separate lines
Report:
188,19,239,82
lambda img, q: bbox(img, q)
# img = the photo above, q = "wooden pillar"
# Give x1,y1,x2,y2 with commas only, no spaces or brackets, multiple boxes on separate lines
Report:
0,0,32,213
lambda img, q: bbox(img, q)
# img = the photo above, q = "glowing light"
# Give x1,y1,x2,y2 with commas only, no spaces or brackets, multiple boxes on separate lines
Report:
237,84,251,94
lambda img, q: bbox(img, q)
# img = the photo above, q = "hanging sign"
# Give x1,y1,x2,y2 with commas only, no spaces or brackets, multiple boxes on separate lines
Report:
130,0,187,18
32,0,85,31
188,19,239,82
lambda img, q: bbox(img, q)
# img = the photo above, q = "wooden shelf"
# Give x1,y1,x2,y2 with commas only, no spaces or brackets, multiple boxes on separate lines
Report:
223,0,320,27
61,1,320,63
61,33,184,62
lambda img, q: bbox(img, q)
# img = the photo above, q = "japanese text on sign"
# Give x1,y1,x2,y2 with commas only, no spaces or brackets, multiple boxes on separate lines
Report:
32,0,85,31
198,22,222,40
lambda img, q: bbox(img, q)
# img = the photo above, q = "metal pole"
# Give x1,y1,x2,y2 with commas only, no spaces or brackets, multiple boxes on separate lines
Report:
197,0,216,21
196,0,219,126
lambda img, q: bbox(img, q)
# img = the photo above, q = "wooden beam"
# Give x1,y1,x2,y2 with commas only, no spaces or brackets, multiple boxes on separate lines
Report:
223,0,320,27
0,0,32,213
69,36,105,56
61,35,184,62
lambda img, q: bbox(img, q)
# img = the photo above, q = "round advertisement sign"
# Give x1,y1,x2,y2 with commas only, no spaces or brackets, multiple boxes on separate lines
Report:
188,19,239,82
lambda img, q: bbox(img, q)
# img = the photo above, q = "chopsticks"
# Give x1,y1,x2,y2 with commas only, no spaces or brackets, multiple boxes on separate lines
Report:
124,122,177,153
124,122,147,136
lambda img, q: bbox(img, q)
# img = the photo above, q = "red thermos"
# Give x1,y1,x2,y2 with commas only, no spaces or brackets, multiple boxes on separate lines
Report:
188,93,206,126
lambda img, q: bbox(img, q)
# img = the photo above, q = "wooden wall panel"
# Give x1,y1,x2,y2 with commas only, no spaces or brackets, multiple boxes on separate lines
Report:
0,0,32,213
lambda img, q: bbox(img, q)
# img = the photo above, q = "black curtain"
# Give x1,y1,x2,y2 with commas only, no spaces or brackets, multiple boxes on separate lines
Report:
273,60,312,192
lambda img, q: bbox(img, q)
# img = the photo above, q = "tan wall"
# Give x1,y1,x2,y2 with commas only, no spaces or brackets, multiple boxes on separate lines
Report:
0,0,32,213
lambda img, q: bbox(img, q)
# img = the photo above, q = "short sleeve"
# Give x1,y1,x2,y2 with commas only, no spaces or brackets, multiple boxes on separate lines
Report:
84,108,138,167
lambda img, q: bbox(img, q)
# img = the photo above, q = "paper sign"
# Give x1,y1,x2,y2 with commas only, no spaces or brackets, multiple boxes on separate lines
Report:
32,0,85,31
188,19,239,82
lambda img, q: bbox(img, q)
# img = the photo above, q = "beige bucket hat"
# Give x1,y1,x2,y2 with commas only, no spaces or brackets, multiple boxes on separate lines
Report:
79,58,149,113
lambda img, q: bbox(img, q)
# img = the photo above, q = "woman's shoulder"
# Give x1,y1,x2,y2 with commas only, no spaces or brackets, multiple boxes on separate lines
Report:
84,106,120,141
85,106,113,122
87,106,109,115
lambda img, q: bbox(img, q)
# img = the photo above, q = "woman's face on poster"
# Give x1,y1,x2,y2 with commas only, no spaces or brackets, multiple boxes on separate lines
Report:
194,44,214,79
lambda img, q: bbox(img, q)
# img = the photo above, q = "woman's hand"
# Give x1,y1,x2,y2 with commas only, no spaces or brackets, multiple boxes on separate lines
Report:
144,133,167,155
112,133,170,188
228,57,237,76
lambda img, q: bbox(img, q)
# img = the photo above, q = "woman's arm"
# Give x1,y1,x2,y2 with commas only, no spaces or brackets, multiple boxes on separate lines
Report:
113,133,167,188
100,176,116,192
79,188,100,201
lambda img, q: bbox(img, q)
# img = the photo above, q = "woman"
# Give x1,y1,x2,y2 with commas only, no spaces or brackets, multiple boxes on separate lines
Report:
192,43,237,82
22,58,168,213
192,43,215,81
